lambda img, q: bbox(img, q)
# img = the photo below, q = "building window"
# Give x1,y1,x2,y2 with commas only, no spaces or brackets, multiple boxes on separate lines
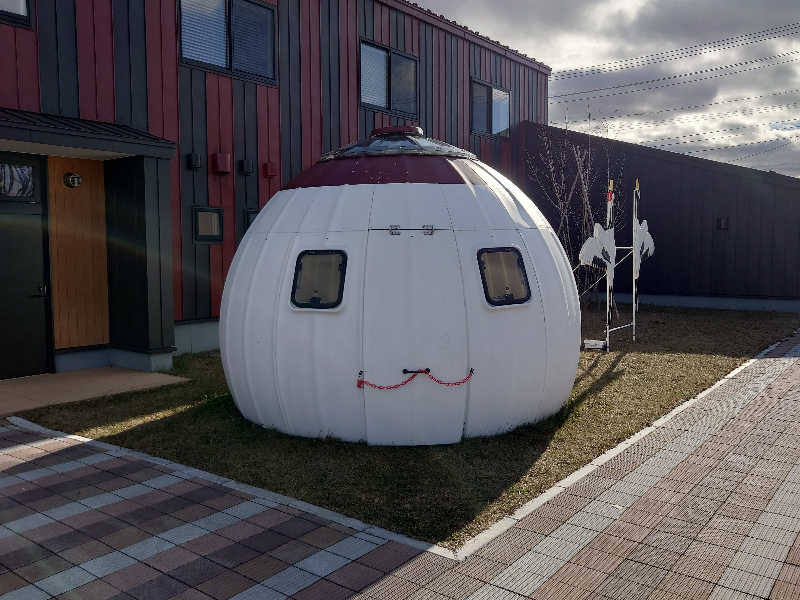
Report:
231,0,275,79
472,81,510,136
360,42,417,117
477,247,530,307
194,207,224,243
0,0,29,26
291,250,347,309
180,0,276,82
0,163,33,199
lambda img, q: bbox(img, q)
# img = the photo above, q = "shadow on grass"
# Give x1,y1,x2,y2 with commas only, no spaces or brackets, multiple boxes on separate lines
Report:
581,304,800,358
17,306,799,546
69,352,624,546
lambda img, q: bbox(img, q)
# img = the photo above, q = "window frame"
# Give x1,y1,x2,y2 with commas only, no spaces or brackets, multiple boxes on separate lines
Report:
193,206,225,244
476,247,531,307
0,0,31,28
179,0,278,87
0,159,36,202
358,39,419,119
470,78,511,138
291,250,348,310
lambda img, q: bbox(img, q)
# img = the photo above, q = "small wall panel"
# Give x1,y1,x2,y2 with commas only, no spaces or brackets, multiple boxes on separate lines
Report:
48,157,110,349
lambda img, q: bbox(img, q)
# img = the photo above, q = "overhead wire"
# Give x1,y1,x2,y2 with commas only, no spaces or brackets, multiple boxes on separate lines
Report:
548,88,800,126
550,56,800,105
729,134,799,162
550,50,800,98
642,118,800,143
649,134,798,155
560,100,800,132
552,21,800,79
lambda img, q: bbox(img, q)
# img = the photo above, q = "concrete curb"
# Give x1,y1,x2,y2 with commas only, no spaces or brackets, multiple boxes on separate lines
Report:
8,336,788,562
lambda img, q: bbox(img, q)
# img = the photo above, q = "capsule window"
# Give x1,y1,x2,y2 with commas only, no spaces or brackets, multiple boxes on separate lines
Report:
291,250,347,309
477,247,531,306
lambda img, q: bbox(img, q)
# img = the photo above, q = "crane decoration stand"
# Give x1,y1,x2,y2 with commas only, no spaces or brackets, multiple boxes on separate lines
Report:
579,179,655,351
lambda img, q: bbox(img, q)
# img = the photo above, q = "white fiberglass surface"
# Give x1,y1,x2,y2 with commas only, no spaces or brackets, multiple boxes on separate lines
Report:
220,167,580,445
362,229,468,445
368,183,451,230
455,229,548,437
521,228,581,414
275,232,367,442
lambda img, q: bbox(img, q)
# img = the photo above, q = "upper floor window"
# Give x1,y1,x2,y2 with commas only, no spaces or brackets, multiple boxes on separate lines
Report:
181,0,276,82
360,42,417,117
0,0,29,26
472,81,510,137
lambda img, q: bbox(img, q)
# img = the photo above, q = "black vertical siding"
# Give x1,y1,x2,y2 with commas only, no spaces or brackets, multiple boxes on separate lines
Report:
321,0,340,154
233,80,259,242
422,23,434,136
37,0,79,117
178,66,210,321
105,156,174,352
468,43,479,154
364,0,373,39
279,0,302,184
112,0,148,129
523,123,800,299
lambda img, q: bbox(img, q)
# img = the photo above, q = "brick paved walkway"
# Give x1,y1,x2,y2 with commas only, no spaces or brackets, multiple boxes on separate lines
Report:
2,332,800,599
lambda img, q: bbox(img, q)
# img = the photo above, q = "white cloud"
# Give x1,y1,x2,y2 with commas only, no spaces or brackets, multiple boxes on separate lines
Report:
416,0,800,177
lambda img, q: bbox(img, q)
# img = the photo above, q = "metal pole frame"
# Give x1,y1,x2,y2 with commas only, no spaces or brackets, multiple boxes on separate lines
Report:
633,179,639,343
606,179,614,351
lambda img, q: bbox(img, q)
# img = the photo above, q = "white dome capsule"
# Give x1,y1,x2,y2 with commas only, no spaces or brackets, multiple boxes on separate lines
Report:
220,127,580,445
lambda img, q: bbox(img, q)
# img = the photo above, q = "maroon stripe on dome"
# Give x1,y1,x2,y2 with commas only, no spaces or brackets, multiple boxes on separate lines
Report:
283,156,485,189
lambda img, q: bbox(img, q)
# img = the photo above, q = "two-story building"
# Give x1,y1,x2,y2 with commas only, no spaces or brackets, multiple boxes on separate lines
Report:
0,0,550,379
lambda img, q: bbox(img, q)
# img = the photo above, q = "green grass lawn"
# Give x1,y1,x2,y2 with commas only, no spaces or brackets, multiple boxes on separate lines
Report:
20,306,799,548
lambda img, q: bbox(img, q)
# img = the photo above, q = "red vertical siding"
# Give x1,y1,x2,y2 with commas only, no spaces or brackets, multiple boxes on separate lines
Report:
157,0,181,319
145,0,164,137
258,84,281,204
219,77,235,294
76,0,97,120
15,27,39,112
339,0,350,144
412,15,418,55
300,0,311,169
205,74,235,317
0,27,15,109
75,0,115,122
309,0,321,164
338,0,357,145
0,25,39,111
381,4,389,46
438,29,445,139
299,0,321,168
93,0,115,122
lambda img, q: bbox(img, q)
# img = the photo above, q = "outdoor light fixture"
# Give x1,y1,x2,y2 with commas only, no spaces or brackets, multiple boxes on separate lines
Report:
187,153,202,170
63,172,82,188
239,159,255,175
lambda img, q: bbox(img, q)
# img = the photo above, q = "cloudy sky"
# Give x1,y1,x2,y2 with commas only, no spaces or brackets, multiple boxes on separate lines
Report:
418,0,800,177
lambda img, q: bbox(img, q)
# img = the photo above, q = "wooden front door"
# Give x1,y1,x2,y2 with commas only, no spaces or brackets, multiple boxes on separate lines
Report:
48,158,110,350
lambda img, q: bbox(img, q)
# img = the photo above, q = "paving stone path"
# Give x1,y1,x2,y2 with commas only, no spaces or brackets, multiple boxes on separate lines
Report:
2,332,800,599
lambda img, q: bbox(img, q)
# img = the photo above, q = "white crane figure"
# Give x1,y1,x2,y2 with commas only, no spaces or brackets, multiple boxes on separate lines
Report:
579,222,617,282
580,179,655,351
633,218,654,281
